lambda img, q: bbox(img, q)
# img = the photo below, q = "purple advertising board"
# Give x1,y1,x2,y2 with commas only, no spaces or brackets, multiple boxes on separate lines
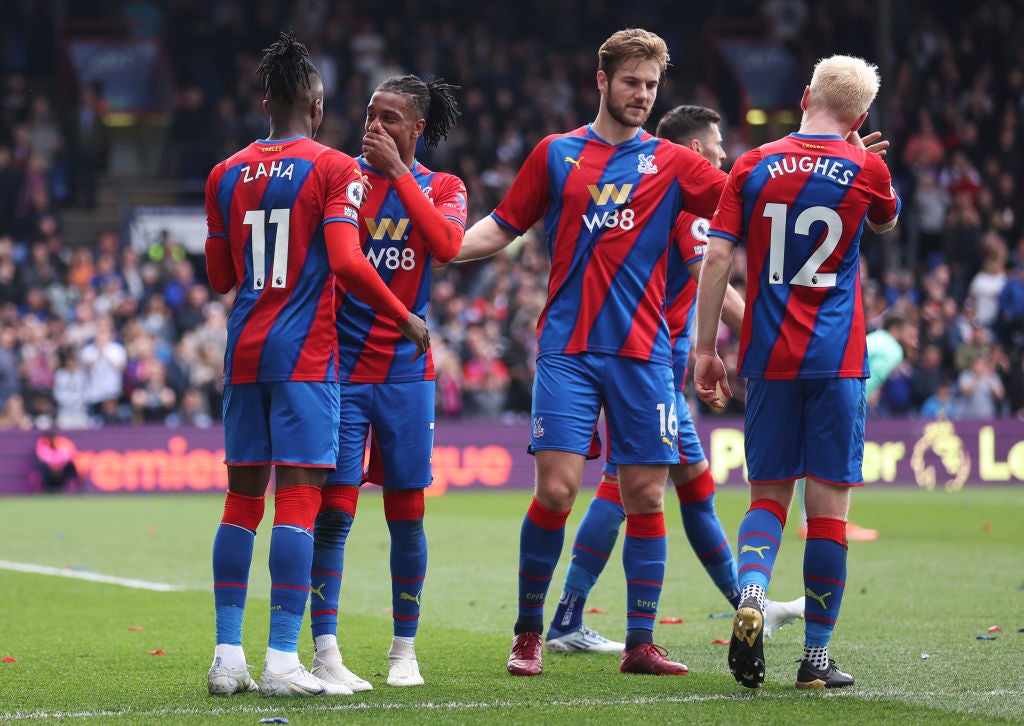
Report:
1,418,1022,496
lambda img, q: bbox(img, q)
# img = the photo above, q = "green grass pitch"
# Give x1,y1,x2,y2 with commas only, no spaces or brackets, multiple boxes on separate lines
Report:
1,485,1022,724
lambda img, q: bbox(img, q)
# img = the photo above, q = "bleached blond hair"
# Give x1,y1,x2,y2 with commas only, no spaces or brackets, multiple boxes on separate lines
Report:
808,55,880,123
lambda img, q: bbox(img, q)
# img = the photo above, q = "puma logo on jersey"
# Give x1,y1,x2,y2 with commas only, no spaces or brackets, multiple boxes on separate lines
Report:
805,587,831,609
564,155,583,170
400,591,422,606
740,544,771,559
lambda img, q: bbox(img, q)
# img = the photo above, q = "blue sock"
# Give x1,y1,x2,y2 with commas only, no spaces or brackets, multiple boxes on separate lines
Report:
550,492,624,634
268,524,314,653
310,509,353,640
680,495,740,608
387,517,427,638
212,523,255,646
736,500,787,593
515,498,569,634
803,517,848,648
623,512,666,637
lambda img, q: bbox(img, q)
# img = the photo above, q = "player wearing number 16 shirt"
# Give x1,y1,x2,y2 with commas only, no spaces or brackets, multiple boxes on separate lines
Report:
694,54,900,691
203,33,428,699
456,29,726,678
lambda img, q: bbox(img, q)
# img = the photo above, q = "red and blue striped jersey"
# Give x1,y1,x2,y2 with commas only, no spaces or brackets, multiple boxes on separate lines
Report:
666,210,707,389
336,160,468,382
492,125,725,366
709,133,901,380
205,136,364,384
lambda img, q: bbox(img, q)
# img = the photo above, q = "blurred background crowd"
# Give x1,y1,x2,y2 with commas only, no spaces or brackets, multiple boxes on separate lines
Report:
1,0,1023,430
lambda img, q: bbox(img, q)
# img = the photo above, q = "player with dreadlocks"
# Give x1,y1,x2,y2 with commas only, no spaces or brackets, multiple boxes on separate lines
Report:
307,74,465,690
205,34,429,698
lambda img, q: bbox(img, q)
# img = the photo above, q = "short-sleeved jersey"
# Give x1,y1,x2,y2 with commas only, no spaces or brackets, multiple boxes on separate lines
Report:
709,133,901,380
205,136,364,384
492,125,725,366
666,210,708,389
336,160,468,383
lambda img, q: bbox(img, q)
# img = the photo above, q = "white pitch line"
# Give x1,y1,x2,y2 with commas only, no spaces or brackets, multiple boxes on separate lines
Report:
0,560,182,592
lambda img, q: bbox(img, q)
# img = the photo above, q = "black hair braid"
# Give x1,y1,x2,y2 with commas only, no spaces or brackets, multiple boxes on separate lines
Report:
376,74,461,150
255,31,319,106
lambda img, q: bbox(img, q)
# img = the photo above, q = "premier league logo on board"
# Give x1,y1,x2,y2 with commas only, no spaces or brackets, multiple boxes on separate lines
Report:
637,153,658,174
533,417,545,438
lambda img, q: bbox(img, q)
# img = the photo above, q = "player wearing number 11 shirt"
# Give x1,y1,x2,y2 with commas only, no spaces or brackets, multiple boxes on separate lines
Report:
203,32,427,699
694,54,900,691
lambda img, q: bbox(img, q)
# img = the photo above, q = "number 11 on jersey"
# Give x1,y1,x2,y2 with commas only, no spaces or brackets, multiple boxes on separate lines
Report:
244,208,291,290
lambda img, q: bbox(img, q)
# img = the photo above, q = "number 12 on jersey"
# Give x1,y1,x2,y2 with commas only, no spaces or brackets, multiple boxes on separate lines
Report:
244,208,290,290
763,203,843,288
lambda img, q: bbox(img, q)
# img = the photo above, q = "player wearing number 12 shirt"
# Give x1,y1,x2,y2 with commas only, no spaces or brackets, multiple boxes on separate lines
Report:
203,33,427,699
695,54,900,691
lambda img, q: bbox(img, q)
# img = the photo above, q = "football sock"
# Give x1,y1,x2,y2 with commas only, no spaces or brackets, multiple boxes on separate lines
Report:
803,645,830,670
736,499,787,593
384,489,427,639
550,481,624,634
213,643,247,670
268,485,320,654
515,497,570,634
739,583,766,613
313,634,338,654
803,517,848,649
310,485,358,640
212,491,264,647
622,512,666,634
625,627,654,652
676,469,740,608
265,646,300,673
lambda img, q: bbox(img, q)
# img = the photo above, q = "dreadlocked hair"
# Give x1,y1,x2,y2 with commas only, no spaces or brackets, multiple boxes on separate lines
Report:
255,31,319,106
376,75,461,150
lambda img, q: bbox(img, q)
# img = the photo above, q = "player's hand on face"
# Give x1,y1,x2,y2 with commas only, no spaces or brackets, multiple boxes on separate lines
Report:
860,130,889,157
398,312,431,360
694,353,731,409
362,121,405,179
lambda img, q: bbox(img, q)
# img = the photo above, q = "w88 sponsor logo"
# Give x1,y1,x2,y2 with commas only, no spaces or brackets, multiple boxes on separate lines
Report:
367,246,417,270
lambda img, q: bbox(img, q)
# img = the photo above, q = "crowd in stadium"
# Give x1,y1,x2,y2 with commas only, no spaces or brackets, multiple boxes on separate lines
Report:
0,0,1022,430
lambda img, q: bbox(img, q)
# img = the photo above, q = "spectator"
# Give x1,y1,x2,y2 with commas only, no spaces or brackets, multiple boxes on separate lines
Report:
0,392,33,430
79,315,127,420
52,347,91,429
920,380,957,420
956,355,1005,418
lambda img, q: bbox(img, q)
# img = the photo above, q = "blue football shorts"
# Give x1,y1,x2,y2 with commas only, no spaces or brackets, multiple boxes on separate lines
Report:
327,380,434,489
222,381,340,467
600,389,706,478
530,352,677,466
744,377,866,486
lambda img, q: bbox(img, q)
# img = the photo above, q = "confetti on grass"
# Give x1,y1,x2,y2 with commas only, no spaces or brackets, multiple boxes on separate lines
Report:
921,653,930,659
149,649,167,655
127,626,146,631
2,657,16,663
987,626,1001,632
712,639,730,645
259,719,289,724
584,607,606,614
659,617,683,624
976,635,997,640
708,612,733,619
